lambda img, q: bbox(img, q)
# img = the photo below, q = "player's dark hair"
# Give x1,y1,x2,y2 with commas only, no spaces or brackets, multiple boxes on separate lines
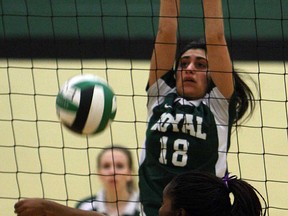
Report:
97,145,135,193
165,171,266,216
174,39,256,124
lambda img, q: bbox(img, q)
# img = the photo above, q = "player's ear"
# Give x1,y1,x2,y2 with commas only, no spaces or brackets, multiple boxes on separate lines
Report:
176,208,187,216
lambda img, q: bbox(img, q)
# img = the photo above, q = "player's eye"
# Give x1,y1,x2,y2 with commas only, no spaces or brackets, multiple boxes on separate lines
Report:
115,163,125,169
195,61,208,70
179,60,189,69
101,163,111,169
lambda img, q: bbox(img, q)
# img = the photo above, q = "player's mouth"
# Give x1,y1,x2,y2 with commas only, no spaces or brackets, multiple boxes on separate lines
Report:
182,77,196,84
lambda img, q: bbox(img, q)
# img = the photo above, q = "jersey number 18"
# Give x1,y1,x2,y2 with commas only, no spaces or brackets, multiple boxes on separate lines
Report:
159,136,189,167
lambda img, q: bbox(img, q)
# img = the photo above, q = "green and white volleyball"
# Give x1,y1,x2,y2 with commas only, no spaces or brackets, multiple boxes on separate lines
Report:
56,74,117,135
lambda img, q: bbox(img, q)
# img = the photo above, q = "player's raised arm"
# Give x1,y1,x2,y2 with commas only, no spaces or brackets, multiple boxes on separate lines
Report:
203,0,234,99
148,0,180,87
14,198,105,216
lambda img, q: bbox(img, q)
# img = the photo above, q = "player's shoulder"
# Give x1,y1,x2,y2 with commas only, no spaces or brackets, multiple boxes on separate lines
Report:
75,195,97,209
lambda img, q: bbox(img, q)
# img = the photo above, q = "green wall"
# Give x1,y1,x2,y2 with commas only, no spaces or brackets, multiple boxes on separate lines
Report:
1,0,287,40
0,0,287,59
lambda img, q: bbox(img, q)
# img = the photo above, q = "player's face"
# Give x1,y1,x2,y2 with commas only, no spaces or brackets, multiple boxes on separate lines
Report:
159,196,174,216
176,48,209,100
159,185,179,216
98,150,132,190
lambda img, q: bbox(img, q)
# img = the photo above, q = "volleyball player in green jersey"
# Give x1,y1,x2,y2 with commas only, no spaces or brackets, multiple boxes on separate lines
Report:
139,0,255,215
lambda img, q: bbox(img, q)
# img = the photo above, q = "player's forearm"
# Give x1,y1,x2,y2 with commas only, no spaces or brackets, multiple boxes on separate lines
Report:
202,0,225,44
157,0,179,42
149,0,180,86
45,200,104,216
159,0,180,17
202,0,233,98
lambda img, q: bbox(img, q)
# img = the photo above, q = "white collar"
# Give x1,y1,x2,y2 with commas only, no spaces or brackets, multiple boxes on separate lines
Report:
92,189,140,215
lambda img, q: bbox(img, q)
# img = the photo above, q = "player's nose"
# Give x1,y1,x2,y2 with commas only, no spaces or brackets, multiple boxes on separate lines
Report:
185,63,196,73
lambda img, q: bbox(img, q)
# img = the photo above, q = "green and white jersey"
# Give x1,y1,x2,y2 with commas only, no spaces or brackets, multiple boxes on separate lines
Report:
75,190,141,216
139,71,237,216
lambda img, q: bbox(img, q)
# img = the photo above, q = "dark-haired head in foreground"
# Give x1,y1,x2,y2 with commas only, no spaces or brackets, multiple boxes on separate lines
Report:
159,171,266,216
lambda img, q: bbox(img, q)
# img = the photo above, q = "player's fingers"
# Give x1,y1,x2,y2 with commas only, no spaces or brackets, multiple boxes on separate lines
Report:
14,200,24,214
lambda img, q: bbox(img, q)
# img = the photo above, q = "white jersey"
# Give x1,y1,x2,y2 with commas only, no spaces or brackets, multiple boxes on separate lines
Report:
76,190,141,216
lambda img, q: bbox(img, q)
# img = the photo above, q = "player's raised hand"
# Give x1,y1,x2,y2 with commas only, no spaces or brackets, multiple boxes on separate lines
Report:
14,198,47,216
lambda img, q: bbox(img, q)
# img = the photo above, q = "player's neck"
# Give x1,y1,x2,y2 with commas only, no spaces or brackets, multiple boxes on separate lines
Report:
105,188,130,202
106,202,128,216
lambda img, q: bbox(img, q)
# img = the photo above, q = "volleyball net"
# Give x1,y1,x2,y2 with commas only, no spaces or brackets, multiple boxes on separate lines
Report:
0,1,287,216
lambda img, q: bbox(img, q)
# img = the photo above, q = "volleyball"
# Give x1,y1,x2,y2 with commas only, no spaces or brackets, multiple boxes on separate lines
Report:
56,74,117,135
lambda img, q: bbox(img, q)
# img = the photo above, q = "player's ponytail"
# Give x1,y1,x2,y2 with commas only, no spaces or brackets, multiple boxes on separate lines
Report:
226,175,266,216
233,70,256,123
